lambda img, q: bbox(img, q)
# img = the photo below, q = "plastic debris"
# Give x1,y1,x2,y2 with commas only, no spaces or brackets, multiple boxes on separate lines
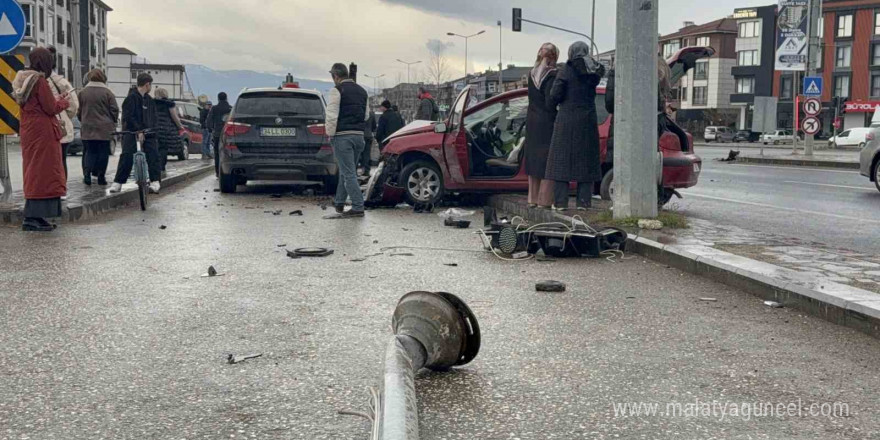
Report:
764,301,783,308
536,280,566,292
444,263,459,267
208,266,217,276
159,225,167,230
289,210,303,216
287,248,334,259
638,219,664,230
438,208,476,219
699,298,718,302
227,353,263,364
444,218,471,228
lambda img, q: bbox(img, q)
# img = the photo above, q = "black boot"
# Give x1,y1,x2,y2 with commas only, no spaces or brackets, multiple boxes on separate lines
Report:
97,176,107,186
83,174,92,185
22,218,53,232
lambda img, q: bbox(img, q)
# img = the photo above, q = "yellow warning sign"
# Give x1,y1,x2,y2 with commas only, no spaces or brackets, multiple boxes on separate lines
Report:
0,54,25,135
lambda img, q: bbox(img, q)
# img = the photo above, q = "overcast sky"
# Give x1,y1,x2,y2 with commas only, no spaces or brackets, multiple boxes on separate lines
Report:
108,0,773,87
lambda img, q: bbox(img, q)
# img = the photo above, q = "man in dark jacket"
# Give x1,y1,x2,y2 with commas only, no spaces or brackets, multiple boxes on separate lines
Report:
359,110,377,177
415,87,439,121
207,92,231,176
375,100,405,149
199,101,213,160
324,63,369,218
110,73,161,194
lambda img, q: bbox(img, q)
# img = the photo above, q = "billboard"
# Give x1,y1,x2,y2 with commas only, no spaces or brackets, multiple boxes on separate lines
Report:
775,0,809,71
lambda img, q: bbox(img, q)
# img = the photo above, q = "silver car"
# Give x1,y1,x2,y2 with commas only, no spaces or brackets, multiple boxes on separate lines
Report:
859,128,880,192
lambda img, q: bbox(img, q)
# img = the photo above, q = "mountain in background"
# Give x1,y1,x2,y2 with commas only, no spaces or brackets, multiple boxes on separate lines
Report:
186,65,345,102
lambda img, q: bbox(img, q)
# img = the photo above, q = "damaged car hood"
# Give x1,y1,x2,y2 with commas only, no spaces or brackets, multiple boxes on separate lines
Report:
384,120,438,144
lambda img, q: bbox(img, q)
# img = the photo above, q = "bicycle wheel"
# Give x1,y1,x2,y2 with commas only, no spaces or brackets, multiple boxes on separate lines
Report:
134,153,149,211
138,181,148,211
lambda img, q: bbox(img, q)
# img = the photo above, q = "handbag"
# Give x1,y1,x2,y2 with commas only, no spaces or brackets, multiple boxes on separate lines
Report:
49,76,69,140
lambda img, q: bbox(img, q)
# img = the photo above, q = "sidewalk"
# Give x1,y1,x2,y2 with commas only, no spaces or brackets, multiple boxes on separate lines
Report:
734,148,860,169
488,194,880,338
0,158,213,224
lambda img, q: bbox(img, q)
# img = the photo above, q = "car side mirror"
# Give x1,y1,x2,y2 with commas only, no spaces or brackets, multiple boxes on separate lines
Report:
434,122,448,134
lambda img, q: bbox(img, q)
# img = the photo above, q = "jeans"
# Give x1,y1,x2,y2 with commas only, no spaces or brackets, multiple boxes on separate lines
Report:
202,130,213,157
331,134,365,212
82,140,110,178
114,134,161,184
554,180,593,208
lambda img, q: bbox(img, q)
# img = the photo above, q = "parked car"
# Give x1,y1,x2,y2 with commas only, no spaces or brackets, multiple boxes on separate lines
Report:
761,130,794,145
733,130,759,143
704,126,734,143
171,101,205,160
67,117,83,155
859,128,880,192
829,127,873,149
365,46,712,208
218,87,331,194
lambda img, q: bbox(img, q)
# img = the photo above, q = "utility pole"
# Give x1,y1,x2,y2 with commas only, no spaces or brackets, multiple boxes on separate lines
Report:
614,0,659,219
804,0,822,156
396,59,421,84
591,0,597,43
498,20,503,96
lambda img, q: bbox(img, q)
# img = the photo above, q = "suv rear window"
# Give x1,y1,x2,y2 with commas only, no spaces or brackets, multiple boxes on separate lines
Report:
235,92,324,117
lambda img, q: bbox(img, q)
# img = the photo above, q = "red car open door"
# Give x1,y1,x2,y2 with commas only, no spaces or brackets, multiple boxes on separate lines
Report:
440,86,472,188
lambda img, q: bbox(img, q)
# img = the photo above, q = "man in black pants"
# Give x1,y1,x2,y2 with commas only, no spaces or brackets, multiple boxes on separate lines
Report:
207,92,232,177
109,73,162,194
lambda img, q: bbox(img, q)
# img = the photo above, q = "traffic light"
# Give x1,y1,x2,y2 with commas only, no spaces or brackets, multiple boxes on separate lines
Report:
512,8,522,32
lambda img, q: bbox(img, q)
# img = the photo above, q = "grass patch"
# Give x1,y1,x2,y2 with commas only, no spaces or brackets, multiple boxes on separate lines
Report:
594,209,689,230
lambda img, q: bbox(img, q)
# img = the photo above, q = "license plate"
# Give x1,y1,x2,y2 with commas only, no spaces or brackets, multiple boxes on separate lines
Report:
693,163,701,173
261,127,296,137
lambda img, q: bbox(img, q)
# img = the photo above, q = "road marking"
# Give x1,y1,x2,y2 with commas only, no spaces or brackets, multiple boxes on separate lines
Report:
722,163,858,174
684,193,880,224
783,181,876,192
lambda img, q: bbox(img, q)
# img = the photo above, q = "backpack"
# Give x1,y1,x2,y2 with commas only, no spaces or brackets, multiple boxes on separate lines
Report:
429,98,439,120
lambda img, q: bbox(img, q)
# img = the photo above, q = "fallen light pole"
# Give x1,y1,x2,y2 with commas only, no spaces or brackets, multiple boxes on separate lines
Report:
352,291,481,440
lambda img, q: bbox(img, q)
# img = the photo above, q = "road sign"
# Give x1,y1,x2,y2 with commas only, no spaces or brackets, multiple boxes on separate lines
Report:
803,76,823,97
0,54,24,134
802,116,821,135
804,97,821,116
0,0,26,55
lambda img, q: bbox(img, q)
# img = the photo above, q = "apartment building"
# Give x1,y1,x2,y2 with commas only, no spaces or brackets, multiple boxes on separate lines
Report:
730,5,779,131
107,47,188,109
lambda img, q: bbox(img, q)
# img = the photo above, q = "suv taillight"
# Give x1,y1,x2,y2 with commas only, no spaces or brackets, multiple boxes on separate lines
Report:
307,124,326,136
224,121,251,137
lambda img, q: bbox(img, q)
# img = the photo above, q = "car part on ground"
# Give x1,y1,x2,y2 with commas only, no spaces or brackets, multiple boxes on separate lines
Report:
286,247,334,258
536,280,566,292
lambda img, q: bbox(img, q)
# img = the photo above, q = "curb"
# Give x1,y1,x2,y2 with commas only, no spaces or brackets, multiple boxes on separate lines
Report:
0,164,213,224
487,194,880,339
735,156,860,170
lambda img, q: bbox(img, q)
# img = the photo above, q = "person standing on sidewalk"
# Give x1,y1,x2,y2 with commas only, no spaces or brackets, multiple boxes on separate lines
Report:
199,101,213,160
524,42,559,209
207,92,231,176
375,100,405,150
12,47,70,232
415,87,439,121
78,68,118,186
153,87,185,176
545,41,605,211
324,63,369,218
47,46,78,200
110,74,161,194
359,109,377,177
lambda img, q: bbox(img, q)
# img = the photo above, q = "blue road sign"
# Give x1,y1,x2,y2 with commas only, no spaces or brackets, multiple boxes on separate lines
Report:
803,76,823,97
0,0,26,55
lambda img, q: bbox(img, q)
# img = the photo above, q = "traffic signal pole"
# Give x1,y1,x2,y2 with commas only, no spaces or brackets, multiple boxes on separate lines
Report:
613,0,659,218
805,0,822,156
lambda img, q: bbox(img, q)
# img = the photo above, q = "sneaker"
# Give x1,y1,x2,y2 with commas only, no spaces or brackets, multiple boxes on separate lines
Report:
335,205,345,214
83,174,92,186
341,209,365,218
149,182,161,194
109,182,122,193
60,195,67,201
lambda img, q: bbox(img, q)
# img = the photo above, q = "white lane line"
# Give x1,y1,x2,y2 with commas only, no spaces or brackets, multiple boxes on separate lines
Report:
722,163,858,174
783,181,877,192
683,193,880,224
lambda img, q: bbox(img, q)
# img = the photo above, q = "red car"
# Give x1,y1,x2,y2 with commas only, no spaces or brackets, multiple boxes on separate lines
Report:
366,47,713,207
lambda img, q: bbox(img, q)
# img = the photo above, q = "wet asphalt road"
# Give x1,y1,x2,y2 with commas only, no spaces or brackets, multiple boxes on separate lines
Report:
2,174,880,439
680,146,880,254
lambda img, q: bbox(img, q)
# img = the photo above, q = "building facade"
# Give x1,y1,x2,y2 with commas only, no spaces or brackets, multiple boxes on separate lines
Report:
660,18,739,134
13,0,109,86
107,47,188,108
730,5,779,131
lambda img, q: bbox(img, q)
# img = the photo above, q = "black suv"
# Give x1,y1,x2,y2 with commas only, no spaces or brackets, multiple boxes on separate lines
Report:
218,87,334,193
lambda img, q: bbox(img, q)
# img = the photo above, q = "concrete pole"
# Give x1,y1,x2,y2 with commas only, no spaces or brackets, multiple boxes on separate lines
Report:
804,0,822,156
0,135,11,203
613,0,659,219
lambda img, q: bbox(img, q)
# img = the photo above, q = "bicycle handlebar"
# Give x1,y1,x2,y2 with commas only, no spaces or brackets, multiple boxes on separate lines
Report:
113,129,154,136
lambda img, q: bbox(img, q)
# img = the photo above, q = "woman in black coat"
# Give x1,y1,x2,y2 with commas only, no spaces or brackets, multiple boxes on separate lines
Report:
545,41,606,210
523,43,559,208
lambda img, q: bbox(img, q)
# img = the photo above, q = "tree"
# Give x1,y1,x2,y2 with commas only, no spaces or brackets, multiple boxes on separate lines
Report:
426,39,453,88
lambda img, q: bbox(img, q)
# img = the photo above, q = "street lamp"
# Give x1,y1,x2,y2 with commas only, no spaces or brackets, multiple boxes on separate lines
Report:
363,73,386,96
447,30,486,77
396,59,422,84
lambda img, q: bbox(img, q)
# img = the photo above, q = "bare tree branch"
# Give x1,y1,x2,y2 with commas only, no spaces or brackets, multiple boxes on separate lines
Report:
426,39,453,88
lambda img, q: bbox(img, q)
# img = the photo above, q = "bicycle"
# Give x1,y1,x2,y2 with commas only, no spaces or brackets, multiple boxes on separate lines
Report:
113,129,153,211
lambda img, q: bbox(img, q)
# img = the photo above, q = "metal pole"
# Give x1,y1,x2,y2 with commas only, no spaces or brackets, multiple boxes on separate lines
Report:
591,0,596,43
804,0,822,155
379,335,426,440
0,135,11,203
614,0,659,218
499,20,503,96
465,37,468,77
793,71,799,154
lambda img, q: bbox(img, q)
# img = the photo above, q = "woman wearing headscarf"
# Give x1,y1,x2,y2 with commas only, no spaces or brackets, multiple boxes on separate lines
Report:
78,68,119,185
47,46,78,198
523,42,559,209
545,41,605,211
12,47,70,232
153,87,185,175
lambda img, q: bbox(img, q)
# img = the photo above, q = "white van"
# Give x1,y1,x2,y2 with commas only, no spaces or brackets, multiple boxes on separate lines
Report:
829,127,873,148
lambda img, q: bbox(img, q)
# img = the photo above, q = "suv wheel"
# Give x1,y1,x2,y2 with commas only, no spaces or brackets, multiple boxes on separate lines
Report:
400,160,444,205
178,140,190,161
219,171,237,193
